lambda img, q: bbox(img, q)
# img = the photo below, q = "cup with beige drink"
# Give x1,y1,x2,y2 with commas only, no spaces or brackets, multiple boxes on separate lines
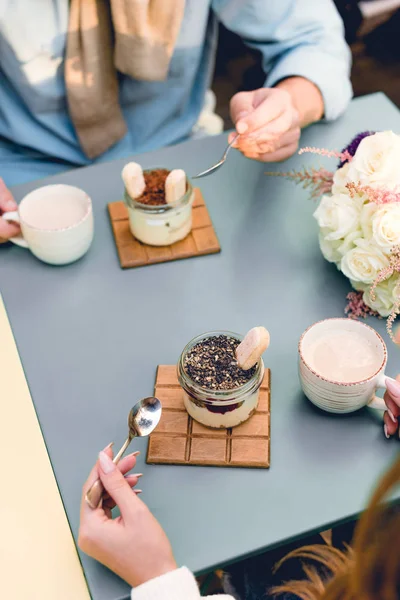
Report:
298,318,395,414
2,184,94,265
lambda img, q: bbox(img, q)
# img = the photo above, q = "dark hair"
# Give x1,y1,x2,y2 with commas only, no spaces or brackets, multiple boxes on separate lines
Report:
271,456,400,600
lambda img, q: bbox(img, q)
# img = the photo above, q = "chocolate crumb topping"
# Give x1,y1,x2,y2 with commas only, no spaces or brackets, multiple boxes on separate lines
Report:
184,335,256,391
135,168,170,206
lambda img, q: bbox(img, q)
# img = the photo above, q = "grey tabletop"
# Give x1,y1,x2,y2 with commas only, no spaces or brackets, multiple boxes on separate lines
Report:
1,93,400,600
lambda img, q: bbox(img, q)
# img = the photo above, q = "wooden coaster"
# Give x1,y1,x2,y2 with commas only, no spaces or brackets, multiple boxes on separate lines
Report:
147,366,271,469
108,189,220,269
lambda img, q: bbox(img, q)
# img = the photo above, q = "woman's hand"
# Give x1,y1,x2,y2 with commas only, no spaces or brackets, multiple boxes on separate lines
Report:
0,178,20,243
384,375,400,439
79,445,177,588
229,88,301,163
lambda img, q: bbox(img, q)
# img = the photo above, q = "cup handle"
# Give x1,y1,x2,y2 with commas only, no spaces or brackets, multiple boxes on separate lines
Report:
367,373,394,411
2,212,28,248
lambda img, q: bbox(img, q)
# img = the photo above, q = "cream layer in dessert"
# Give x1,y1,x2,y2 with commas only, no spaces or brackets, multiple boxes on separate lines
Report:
123,166,193,246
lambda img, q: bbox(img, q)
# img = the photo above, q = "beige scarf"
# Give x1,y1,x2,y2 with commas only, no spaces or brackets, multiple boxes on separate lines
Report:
65,0,185,159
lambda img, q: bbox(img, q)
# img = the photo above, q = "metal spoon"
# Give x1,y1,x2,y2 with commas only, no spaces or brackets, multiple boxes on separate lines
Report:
192,134,239,179
85,397,162,509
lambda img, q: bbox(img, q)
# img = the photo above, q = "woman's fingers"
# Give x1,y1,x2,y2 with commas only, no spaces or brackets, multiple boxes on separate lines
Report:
102,474,143,508
0,218,20,242
81,446,140,518
82,444,114,496
0,178,17,212
384,410,398,438
0,178,21,242
385,376,400,408
383,376,400,439
384,391,400,420
117,451,140,475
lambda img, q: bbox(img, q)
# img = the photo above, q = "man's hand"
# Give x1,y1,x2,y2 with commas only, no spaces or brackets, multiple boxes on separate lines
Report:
229,79,324,163
0,178,20,243
229,87,300,162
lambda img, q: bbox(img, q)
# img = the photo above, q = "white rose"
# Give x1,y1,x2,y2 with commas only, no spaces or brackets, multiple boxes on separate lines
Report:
350,280,368,293
319,231,342,264
340,238,389,283
347,131,400,190
314,193,362,241
359,202,378,240
362,276,398,317
331,163,350,195
319,230,359,265
372,204,400,250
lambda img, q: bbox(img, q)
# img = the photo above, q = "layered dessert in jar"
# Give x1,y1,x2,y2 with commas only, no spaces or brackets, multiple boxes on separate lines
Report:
177,328,269,428
122,162,193,246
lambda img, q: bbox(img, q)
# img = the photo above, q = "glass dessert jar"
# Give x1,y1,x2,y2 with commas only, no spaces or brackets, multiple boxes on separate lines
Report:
124,169,194,246
177,331,265,429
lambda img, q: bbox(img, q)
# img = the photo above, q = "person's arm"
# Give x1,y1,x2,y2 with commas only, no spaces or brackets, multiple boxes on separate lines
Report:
131,567,232,600
79,447,234,600
213,0,352,122
213,0,352,162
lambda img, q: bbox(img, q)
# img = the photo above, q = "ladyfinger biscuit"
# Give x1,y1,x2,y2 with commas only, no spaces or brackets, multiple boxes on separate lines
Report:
165,169,186,204
122,162,146,199
236,326,270,371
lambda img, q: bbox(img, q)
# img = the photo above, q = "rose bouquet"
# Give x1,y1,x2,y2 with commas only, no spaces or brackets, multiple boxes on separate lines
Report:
269,131,400,340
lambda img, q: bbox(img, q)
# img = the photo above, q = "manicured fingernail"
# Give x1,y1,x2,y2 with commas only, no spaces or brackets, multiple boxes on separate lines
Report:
134,489,143,495
236,121,248,134
386,378,400,398
99,450,115,473
103,442,114,451
388,409,397,424
126,473,143,480
384,424,391,439
128,451,140,458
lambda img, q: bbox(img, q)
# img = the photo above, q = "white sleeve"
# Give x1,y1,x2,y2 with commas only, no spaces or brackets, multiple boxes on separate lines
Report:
130,567,234,600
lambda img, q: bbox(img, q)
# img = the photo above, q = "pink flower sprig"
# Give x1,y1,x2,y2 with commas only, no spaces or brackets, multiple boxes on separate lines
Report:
299,147,352,163
387,298,400,342
346,182,400,205
345,291,378,320
370,246,400,341
370,247,400,302
265,167,334,200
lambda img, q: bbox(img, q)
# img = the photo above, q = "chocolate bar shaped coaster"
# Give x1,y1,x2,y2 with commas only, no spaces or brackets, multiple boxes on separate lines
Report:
108,189,220,269
147,366,271,468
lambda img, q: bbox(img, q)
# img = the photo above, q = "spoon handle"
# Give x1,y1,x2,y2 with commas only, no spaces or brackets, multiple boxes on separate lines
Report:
85,435,132,509
223,133,240,160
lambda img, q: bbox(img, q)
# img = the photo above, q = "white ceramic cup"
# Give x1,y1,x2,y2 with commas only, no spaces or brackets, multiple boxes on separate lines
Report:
2,184,93,265
298,318,395,414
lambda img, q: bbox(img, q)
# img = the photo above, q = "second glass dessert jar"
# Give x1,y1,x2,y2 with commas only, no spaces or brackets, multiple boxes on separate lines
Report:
124,169,194,246
177,330,265,429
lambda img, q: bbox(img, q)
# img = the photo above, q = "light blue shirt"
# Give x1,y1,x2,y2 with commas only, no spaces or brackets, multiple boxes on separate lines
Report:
0,0,352,186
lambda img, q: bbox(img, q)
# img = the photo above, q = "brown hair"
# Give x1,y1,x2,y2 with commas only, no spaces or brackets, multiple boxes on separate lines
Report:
271,456,400,600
